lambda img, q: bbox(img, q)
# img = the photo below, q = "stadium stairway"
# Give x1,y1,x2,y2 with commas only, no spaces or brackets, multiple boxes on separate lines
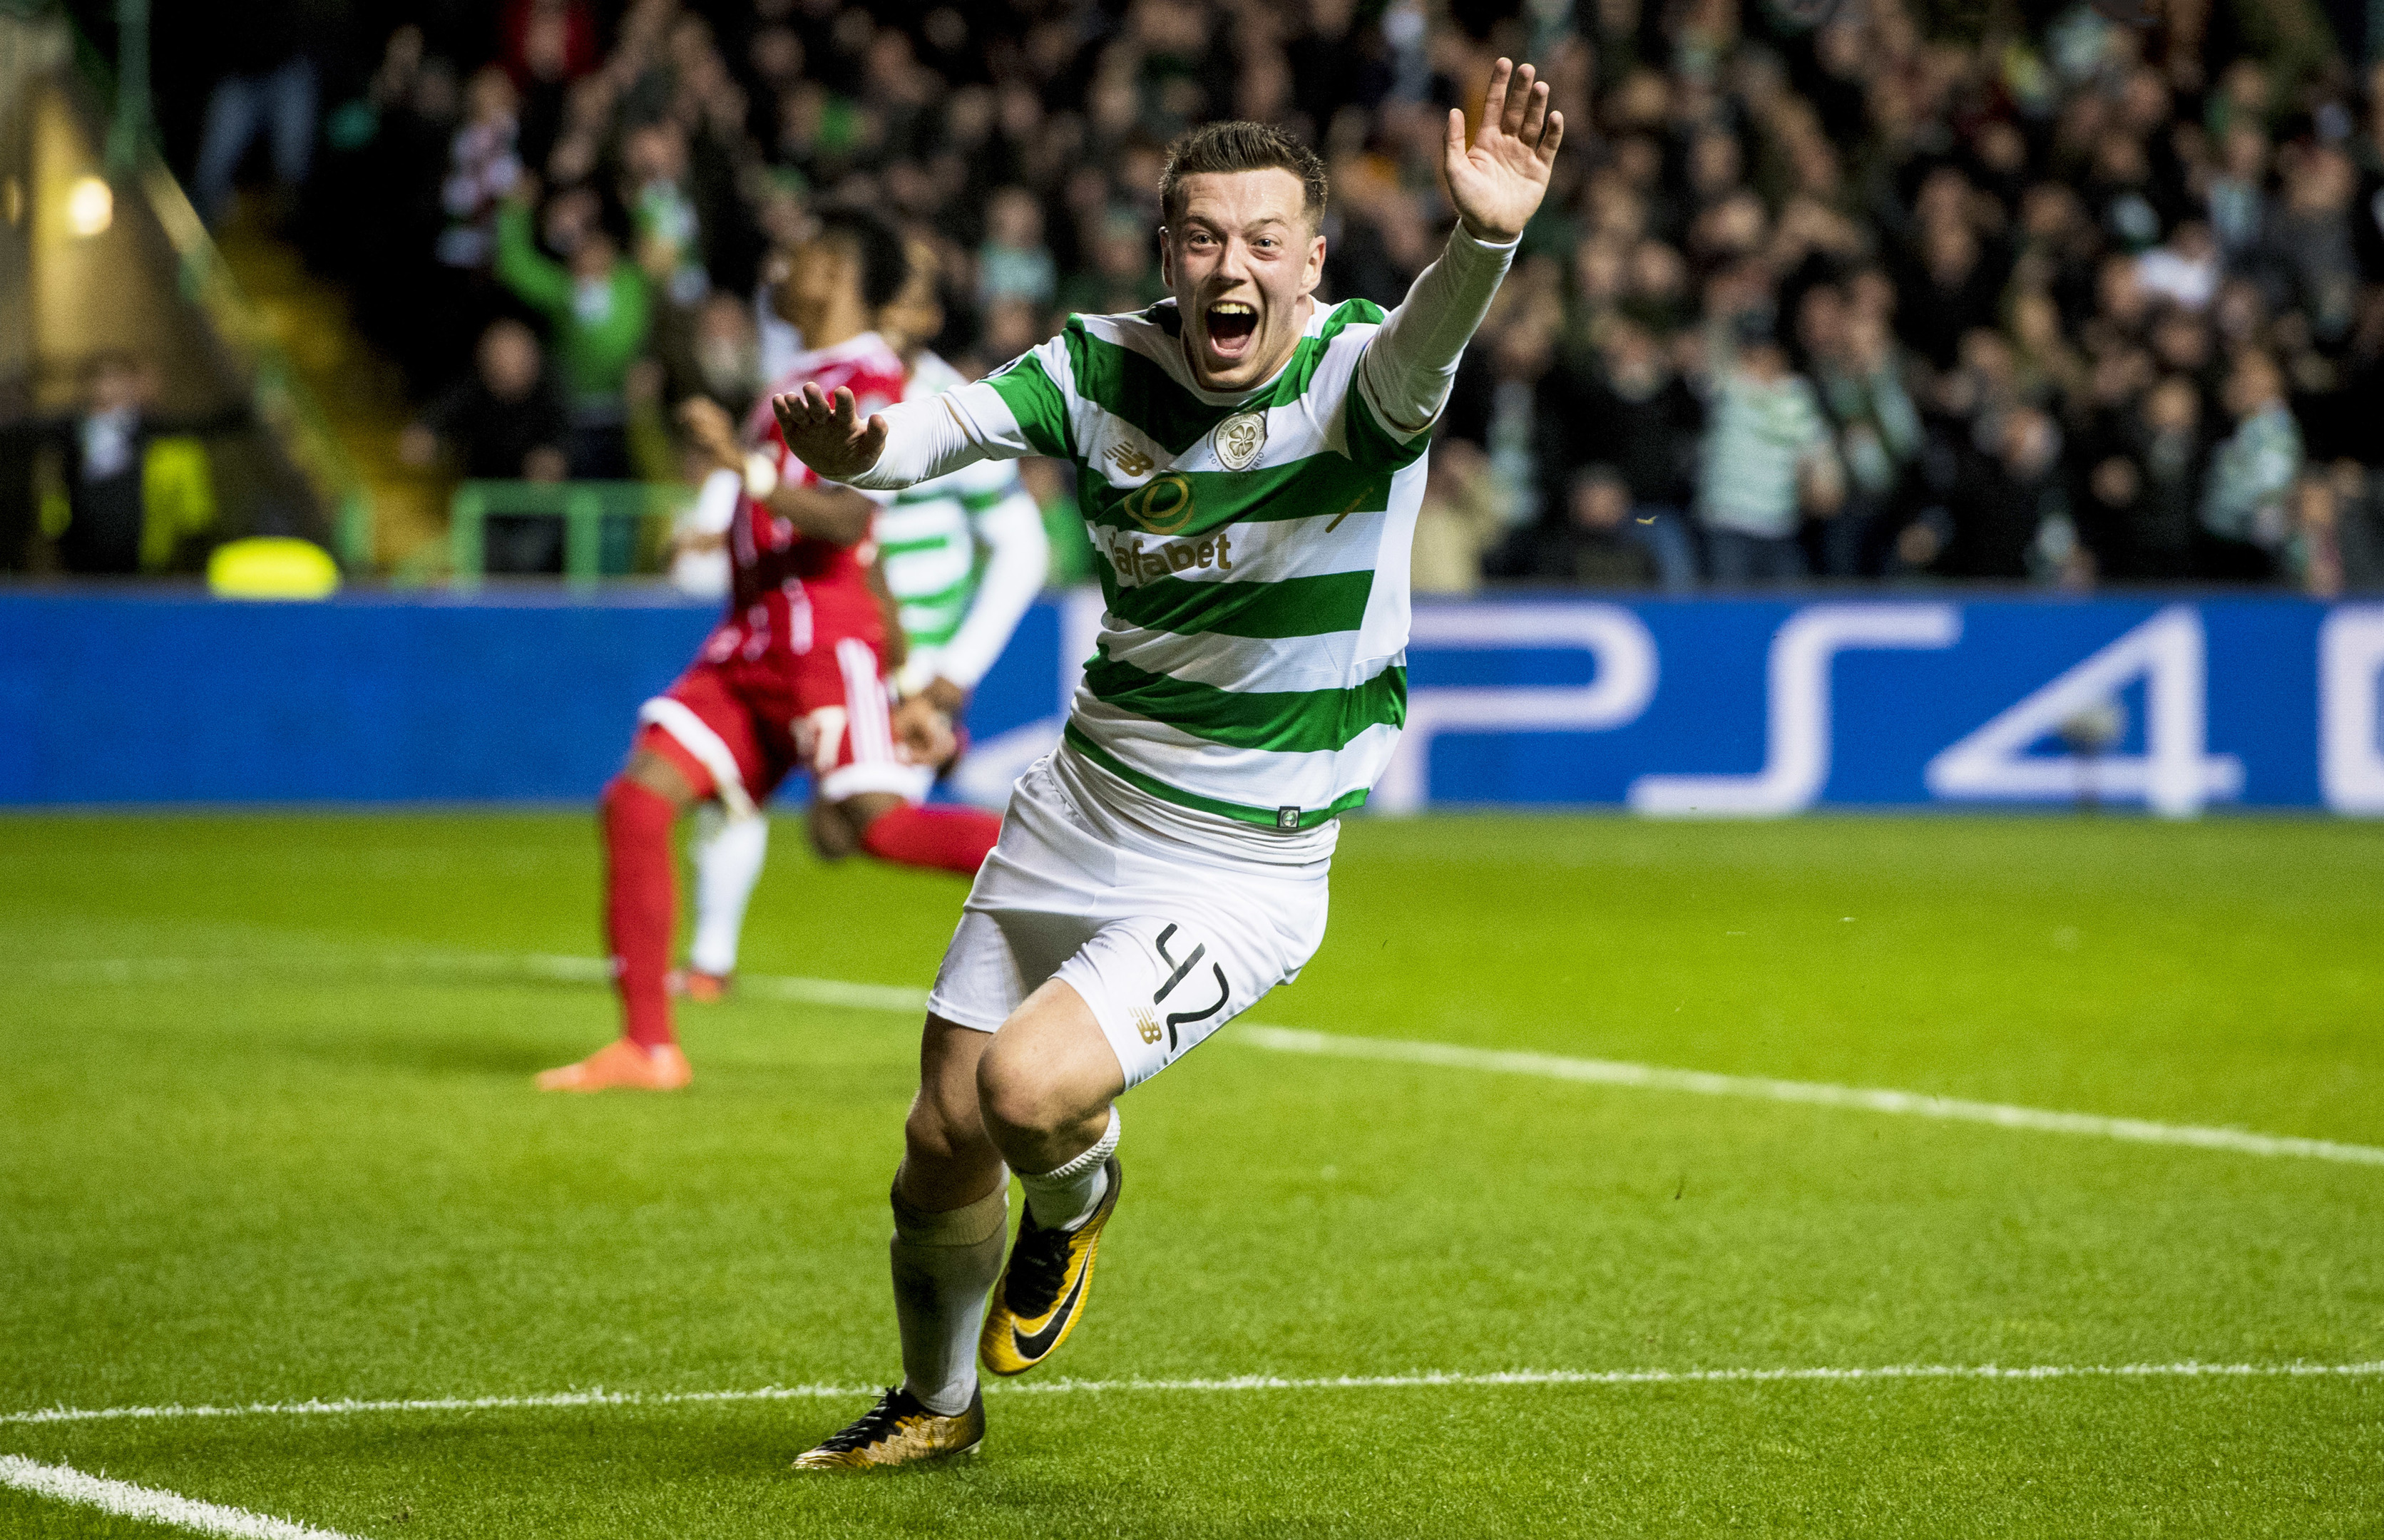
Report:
211,200,448,572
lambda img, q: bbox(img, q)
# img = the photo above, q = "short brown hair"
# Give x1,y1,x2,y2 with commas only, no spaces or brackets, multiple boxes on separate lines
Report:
1159,121,1329,227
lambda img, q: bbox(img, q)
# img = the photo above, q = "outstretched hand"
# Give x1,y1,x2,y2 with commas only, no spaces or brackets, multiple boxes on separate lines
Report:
1444,58,1563,244
893,695,958,769
769,383,889,482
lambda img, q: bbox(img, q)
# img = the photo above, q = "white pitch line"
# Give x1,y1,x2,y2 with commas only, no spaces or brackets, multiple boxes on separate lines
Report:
0,1455,362,1539
6,1361,2380,1431
1230,1025,2384,1168
33,954,2384,1168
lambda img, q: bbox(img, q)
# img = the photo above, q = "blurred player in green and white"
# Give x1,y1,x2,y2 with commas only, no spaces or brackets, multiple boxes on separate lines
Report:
667,245,1050,1002
777,60,1562,1468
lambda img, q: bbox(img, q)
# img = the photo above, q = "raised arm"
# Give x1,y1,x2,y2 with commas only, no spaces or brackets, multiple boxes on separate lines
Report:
1355,58,1561,437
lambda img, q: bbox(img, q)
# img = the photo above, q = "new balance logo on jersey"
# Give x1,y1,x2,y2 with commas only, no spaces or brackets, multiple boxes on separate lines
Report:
1105,442,1156,478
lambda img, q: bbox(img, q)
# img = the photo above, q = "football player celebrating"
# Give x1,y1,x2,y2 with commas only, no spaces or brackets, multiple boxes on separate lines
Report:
673,243,1050,1001
777,61,1562,1464
536,210,1002,1093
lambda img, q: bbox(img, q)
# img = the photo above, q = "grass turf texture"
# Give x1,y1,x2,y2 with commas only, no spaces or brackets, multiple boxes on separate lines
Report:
0,812,2378,1538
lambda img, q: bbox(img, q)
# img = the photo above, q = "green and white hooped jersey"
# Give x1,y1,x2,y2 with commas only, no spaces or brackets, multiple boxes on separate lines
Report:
878,352,1026,653
983,298,1429,831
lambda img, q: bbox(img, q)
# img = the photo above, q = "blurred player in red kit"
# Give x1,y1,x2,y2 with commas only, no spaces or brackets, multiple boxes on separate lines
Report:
538,211,1003,1092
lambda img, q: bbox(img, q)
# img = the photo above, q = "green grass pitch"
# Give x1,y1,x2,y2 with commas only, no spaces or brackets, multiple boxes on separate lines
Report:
1,811,2380,1537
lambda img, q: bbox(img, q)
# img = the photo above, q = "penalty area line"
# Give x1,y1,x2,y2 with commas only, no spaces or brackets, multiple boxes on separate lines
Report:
0,1455,362,1540
6,1362,2381,1429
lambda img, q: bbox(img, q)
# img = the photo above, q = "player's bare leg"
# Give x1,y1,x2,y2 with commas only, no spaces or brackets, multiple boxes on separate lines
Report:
536,746,700,1092
974,981,1127,1375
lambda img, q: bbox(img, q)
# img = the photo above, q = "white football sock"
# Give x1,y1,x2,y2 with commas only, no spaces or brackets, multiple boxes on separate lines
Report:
1017,1108,1119,1232
890,1179,1008,1417
687,804,767,977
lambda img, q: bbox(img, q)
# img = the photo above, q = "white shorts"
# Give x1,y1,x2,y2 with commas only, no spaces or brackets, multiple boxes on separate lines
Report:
924,748,1333,1089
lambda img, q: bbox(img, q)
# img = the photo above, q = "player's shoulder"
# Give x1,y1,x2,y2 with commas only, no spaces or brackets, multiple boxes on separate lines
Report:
1064,302,1180,357
1320,297,1389,338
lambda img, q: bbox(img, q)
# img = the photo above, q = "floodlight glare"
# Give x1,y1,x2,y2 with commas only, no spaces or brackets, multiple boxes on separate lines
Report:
65,175,112,237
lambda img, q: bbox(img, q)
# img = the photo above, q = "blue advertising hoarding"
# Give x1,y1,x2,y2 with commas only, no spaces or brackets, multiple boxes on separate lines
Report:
1,589,2380,813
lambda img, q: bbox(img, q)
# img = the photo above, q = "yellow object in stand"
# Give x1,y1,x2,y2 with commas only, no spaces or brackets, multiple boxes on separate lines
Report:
141,436,218,572
206,537,340,600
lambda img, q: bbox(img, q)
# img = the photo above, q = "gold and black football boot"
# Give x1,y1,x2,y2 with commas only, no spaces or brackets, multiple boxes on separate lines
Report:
791,1385,985,1469
979,1156,1122,1376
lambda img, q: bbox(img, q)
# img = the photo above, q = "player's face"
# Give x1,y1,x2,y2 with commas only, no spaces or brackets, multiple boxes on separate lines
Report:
1162,170,1326,394
779,236,859,334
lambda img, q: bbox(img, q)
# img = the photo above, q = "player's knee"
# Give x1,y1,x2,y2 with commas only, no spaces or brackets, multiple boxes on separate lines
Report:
807,801,858,861
902,1088,990,1166
973,1045,1070,1145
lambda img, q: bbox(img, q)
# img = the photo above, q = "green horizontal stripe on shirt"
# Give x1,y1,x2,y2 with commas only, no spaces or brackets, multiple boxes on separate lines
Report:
1065,322,1279,456
1064,298,1383,458
986,351,1073,458
1104,568,1373,640
1080,651,1405,754
878,532,970,558
1079,453,1391,539
1341,378,1431,472
1062,721,1373,828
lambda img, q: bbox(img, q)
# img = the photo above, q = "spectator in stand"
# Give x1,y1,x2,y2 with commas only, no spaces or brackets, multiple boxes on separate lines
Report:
2318,461,2384,590
2200,349,2303,580
978,187,1058,312
1528,465,1697,592
401,319,572,574
1804,287,1920,578
233,0,2384,596
189,0,324,227
429,66,525,376
1411,439,1507,597
399,319,569,484
2075,374,2206,582
1932,404,2069,582
6,353,247,575
1540,314,1702,538
1696,311,1841,583
494,183,652,479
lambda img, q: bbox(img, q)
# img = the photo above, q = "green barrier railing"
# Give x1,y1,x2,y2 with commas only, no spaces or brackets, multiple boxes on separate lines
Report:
449,480,694,590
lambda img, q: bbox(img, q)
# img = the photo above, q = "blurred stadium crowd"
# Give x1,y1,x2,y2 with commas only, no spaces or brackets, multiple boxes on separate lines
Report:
133,0,2384,590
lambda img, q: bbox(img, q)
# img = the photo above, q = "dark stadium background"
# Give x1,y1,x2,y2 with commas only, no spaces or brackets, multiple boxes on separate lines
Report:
3,0,2383,811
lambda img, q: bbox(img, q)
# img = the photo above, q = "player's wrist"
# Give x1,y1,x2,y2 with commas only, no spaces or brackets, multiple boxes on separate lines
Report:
894,657,943,704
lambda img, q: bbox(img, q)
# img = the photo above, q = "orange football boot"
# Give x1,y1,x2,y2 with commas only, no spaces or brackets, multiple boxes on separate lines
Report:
669,969,732,1003
533,1039,692,1092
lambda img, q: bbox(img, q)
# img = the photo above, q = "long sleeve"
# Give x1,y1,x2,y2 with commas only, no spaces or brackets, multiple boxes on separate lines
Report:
1354,225,1520,438
933,488,1050,690
835,380,1030,491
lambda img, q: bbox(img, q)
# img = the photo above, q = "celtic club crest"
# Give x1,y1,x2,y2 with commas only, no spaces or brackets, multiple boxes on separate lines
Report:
1212,411,1267,471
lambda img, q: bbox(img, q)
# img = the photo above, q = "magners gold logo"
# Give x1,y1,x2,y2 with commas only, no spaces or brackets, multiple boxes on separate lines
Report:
1122,473,1196,535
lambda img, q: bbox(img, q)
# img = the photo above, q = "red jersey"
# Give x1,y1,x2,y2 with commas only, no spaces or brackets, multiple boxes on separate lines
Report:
703,332,907,671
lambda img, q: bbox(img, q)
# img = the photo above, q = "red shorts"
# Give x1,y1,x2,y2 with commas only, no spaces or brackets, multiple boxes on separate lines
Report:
633,639,933,811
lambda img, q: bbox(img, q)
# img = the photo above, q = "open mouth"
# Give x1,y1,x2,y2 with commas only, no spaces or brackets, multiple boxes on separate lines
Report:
1204,300,1259,359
